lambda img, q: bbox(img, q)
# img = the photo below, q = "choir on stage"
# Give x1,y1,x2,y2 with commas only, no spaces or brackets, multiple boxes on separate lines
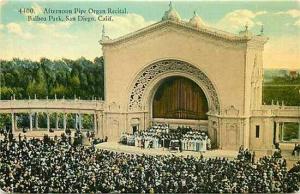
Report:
120,124,211,152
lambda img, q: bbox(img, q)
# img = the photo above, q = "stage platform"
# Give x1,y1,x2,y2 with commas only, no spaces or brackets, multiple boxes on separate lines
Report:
96,142,238,159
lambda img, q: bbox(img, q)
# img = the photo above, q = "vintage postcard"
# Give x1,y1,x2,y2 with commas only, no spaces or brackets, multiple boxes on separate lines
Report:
0,0,299,193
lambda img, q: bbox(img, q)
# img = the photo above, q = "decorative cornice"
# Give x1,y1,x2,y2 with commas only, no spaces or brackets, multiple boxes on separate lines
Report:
100,20,267,47
127,59,221,114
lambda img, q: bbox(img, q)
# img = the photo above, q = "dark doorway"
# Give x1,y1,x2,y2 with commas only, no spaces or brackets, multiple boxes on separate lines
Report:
132,125,138,134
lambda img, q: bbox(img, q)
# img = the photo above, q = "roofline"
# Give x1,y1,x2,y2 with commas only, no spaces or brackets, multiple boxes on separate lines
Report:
99,20,268,46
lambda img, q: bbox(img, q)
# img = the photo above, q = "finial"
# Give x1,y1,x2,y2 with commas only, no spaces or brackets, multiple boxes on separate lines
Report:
169,1,173,9
102,25,105,40
245,23,248,31
260,24,264,35
194,10,197,16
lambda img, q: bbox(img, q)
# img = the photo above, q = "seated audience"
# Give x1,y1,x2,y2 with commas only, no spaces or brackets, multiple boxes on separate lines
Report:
0,133,299,193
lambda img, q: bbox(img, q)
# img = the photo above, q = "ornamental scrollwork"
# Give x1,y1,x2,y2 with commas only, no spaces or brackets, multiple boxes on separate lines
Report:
128,59,220,113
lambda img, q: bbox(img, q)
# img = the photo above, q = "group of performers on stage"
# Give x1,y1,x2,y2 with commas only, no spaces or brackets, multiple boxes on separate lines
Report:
120,124,211,152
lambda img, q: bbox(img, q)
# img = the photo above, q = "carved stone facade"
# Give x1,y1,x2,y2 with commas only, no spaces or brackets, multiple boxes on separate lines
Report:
128,59,220,113
98,8,300,151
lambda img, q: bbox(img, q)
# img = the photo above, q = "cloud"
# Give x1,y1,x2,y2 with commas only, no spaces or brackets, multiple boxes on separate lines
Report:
100,13,155,39
5,21,74,41
216,9,267,32
52,32,76,39
35,22,75,39
6,22,33,39
33,22,72,31
276,9,300,27
276,9,300,18
294,19,300,26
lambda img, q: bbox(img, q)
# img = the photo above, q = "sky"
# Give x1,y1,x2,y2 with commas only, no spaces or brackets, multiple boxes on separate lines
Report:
0,0,299,69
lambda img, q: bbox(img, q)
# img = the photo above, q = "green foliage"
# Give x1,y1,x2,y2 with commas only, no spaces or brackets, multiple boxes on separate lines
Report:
0,57,104,100
263,86,300,106
263,75,300,106
66,114,76,129
82,114,93,130
50,84,67,98
283,123,299,141
0,114,10,129
265,74,300,85
16,113,30,129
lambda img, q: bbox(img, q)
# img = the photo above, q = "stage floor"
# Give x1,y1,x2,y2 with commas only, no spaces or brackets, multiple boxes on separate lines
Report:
95,142,300,169
96,142,238,159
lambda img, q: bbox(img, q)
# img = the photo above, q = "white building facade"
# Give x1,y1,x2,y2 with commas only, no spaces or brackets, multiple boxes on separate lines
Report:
100,4,279,150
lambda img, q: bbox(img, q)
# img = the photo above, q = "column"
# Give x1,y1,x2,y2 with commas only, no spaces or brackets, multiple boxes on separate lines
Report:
282,122,285,141
275,122,280,143
101,113,104,138
14,114,18,132
63,113,67,130
11,112,15,133
97,112,103,138
55,113,59,130
75,114,78,130
79,113,82,131
47,113,50,131
35,112,39,130
93,113,97,133
29,113,33,131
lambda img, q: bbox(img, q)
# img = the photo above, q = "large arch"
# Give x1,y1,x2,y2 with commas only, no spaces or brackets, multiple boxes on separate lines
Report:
128,59,220,115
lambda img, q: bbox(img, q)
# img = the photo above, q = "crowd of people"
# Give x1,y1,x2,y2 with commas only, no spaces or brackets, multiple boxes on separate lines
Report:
120,124,211,152
0,132,299,193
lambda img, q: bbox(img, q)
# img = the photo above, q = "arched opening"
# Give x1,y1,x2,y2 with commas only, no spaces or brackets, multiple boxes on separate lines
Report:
152,76,208,120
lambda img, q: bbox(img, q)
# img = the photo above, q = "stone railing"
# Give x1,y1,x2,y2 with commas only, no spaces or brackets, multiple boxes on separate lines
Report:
252,105,300,118
0,99,105,112
262,105,300,110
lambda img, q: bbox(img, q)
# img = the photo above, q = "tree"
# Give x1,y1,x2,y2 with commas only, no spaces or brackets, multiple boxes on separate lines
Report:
1,57,104,100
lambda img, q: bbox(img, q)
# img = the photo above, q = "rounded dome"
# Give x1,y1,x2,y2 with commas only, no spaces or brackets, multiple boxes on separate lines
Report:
189,11,204,28
162,2,181,22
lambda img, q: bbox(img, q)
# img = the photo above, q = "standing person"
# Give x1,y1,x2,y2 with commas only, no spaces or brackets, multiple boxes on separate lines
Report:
179,139,182,152
141,138,145,149
252,151,256,164
86,131,90,141
18,133,22,142
8,132,13,142
207,138,211,150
